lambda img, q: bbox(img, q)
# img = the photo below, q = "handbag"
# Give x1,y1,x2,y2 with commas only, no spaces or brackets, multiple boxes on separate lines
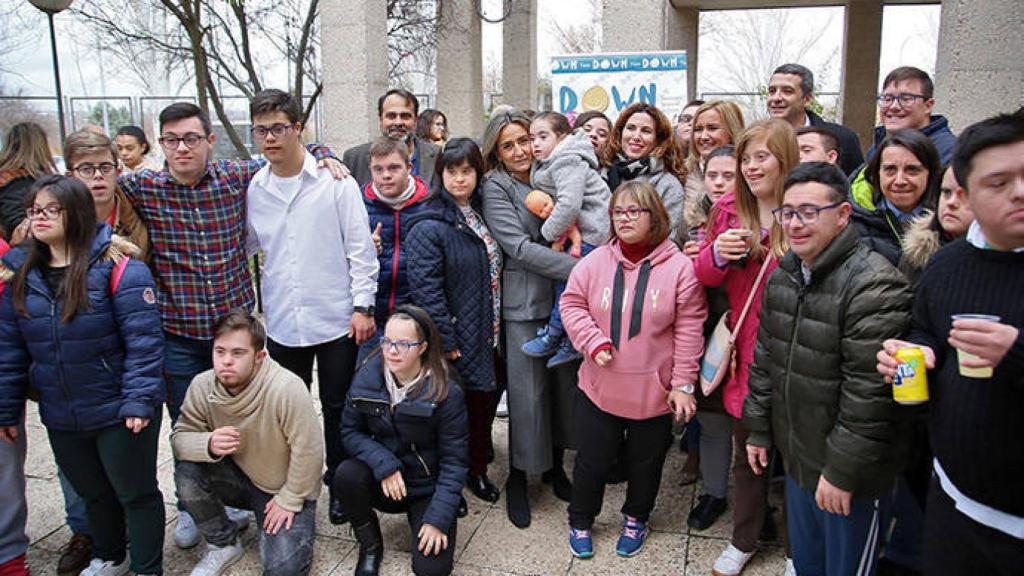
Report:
699,254,774,396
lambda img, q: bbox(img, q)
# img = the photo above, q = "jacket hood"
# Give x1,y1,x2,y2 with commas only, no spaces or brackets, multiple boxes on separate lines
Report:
900,210,941,269
206,355,284,418
547,131,600,170
606,237,680,270
0,224,139,282
363,175,432,205
872,115,951,147
779,223,862,282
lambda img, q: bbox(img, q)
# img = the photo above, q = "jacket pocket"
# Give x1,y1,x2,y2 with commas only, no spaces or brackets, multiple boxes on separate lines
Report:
589,367,668,418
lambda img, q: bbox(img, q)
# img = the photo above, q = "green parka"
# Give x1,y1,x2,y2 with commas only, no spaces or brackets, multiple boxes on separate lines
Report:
743,224,913,499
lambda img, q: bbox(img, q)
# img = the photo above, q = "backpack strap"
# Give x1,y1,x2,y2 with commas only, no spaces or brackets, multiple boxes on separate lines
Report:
110,256,130,294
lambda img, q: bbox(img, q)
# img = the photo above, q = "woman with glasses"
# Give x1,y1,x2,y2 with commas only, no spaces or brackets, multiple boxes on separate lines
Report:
560,180,706,559
335,306,468,576
693,119,799,576
0,175,165,576
0,122,56,239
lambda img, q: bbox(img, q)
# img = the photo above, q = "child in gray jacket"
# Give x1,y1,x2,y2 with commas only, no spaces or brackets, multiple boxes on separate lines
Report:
521,112,611,368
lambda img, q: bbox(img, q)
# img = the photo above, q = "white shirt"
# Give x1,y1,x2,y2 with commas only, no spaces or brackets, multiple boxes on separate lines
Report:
247,152,379,347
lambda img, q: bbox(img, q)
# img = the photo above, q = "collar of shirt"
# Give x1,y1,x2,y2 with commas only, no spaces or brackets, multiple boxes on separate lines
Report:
157,162,219,187
882,197,926,221
252,151,317,194
966,220,1024,253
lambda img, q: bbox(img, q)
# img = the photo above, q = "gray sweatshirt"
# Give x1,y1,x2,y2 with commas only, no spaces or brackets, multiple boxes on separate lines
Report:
530,131,611,247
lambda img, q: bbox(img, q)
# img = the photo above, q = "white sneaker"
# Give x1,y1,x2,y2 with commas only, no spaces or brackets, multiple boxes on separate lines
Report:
79,557,129,576
712,543,756,576
175,510,201,549
189,541,244,576
225,506,251,532
785,557,797,576
496,391,509,417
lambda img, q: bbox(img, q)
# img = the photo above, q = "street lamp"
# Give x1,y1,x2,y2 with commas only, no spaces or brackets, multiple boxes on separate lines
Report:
29,0,74,146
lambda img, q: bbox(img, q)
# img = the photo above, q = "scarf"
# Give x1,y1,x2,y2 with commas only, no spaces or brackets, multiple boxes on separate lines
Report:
609,256,653,349
373,177,417,209
384,366,429,408
606,155,662,193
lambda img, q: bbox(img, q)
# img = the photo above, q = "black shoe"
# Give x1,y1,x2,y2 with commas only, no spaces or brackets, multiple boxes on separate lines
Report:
468,473,501,503
505,469,531,529
687,494,727,531
757,506,778,543
352,517,383,576
329,494,349,525
457,495,469,518
542,466,573,502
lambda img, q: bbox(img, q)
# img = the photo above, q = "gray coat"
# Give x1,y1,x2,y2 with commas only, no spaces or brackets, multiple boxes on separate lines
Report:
342,136,439,190
530,132,611,247
481,171,577,322
641,170,686,237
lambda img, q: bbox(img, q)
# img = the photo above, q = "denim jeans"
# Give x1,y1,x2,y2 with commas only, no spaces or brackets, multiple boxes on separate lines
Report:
175,459,316,576
548,242,595,334
163,333,213,423
58,468,91,536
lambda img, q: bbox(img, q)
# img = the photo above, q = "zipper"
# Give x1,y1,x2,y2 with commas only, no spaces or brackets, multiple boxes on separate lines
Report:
100,356,114,375
389,212,400,314
410,443,431,476
782,279,807,463
48,297,78,430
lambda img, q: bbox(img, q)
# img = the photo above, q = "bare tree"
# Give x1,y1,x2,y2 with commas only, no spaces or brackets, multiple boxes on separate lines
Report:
549,0,602,55
387,0,440,92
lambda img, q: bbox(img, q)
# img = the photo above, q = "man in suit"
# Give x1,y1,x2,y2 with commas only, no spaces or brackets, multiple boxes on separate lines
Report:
342,89,440,190
767,63,865,176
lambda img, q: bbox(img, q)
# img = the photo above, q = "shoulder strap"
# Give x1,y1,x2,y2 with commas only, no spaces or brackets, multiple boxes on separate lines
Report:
730,255,773,340
110,256,130,295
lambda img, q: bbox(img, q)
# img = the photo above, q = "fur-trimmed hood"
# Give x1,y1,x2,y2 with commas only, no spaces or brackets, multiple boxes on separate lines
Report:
900,210,941,271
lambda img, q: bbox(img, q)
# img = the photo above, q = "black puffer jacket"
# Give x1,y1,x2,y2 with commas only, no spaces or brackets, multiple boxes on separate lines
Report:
406,192,498,391
743,225,913,499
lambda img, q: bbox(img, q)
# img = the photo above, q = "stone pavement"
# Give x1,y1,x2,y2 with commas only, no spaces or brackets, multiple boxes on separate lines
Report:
22,399,787,575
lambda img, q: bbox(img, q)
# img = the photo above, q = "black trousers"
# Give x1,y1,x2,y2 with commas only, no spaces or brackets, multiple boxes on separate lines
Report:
923,478,1024,576
268,335,357,485
568,390,673,529
333,459,456,576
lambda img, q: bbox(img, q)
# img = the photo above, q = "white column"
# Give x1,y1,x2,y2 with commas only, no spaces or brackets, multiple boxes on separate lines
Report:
502,0,538,110
436,0,484,138
839,0,883,153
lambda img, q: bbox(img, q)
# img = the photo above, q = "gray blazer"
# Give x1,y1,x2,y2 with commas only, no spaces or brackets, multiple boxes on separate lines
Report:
342,136,440,190
481,171,578,323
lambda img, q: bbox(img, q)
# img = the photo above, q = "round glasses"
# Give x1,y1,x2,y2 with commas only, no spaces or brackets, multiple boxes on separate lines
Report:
72,162,117,179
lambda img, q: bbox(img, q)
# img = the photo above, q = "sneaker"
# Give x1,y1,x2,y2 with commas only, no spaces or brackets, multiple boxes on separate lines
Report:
78,557,129,576
225,506,251,532
568,528,594,559
687,494,727,531
174,511,201,549
521,327,561,358
546,337,582,368
711,543,756,576
495,391,509,418
615,515,649,558
189,541,244,576
785,557,797,576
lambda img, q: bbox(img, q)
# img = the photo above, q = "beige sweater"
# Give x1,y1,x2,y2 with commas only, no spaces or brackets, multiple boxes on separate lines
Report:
171,357,324,512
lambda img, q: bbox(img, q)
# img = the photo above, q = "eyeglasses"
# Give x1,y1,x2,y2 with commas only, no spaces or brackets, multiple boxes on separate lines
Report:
677,114,694,124
72,162,117,179
380,337,424,355
26,204,63,220
772,201,845,225
611,207,651,221
158,133,206,150
250,123,294,140
876,93,928,108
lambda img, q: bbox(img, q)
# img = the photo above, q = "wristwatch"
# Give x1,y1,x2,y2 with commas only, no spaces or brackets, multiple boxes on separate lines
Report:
353,305,375,317
674,383,696,395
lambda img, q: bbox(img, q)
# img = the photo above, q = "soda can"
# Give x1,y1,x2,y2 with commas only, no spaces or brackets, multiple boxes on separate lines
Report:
893,347,929,405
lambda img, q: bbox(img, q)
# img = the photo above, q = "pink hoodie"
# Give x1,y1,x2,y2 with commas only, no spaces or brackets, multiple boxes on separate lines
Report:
693,191,778,418
560,238,708,420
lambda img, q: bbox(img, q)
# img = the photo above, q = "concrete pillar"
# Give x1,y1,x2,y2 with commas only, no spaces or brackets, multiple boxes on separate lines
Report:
664,5,699,105
503,0,538,110
320,0,388,150
436,0,483,138
934,0,1024,132
602,0,663,52
839,0,883,154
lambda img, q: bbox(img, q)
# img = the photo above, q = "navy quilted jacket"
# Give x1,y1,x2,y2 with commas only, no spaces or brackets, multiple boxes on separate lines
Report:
0,225,165,431
405,192,497,391
342,354,468,533
362,177,443,327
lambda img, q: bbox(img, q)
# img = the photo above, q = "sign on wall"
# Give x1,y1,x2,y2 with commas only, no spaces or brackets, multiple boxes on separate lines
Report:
550,51,688,122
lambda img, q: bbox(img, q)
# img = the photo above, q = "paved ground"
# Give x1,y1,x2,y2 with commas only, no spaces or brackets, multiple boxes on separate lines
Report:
22,396,788,575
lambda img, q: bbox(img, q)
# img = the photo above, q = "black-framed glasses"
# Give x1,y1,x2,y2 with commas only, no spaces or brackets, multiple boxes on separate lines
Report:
876,93,928,108
158,133,206,150
380,337,424,355
250,123,294,140
772,201,845,225
611,207,652,221
72,162,117,179
26,204,63,220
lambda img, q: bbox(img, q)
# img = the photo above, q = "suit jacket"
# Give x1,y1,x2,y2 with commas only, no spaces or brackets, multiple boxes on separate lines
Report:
806,109,865,177
342,136,439,190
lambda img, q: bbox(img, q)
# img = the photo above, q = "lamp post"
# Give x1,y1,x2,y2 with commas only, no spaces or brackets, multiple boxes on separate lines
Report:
29,0,74,146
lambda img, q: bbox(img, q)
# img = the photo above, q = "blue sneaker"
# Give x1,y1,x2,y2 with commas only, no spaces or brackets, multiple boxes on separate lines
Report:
522,327,561,358
616,515,649,557
547,336,583,368
568,527,594,559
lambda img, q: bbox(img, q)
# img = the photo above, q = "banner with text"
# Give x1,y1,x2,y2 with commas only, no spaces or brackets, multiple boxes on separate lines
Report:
550,51,688,123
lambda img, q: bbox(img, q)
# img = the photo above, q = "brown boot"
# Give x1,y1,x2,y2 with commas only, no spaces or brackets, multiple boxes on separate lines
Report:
57,533,92,575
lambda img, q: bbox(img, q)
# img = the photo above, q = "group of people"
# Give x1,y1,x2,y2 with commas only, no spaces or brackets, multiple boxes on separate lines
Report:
0,60,1019,576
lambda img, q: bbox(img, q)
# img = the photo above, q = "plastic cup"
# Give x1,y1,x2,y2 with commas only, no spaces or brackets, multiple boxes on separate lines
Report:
950,314,1002,378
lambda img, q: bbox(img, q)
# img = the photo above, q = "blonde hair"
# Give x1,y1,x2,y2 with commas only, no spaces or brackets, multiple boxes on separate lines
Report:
0,122,56,178
481,109,532,174
686,101,746,175
608,180,672,246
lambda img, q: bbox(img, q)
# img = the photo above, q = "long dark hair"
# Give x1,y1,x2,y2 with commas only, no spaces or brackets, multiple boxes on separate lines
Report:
604,102,687,180
373,305,450,403
416,109,448,143
433,137,486,212
13,175,98,323
865,129,942,212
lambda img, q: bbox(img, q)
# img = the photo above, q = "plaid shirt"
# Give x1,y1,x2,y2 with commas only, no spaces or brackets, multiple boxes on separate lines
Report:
119,147,332,340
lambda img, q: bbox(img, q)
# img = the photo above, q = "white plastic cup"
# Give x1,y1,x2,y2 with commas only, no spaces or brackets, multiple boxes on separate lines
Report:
950,314,1002,378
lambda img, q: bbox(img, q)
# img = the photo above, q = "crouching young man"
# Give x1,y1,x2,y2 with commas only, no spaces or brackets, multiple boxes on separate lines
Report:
172,310,325,576
743,162,913,576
